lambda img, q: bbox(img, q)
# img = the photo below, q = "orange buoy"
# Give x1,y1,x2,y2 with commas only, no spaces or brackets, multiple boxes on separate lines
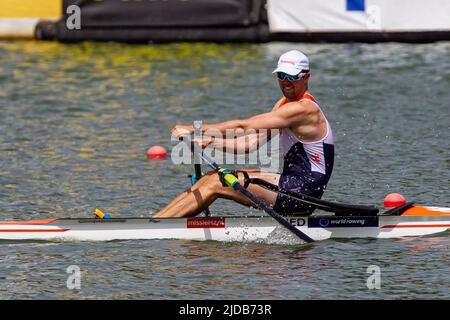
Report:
147,146,167,159
384,193,406,208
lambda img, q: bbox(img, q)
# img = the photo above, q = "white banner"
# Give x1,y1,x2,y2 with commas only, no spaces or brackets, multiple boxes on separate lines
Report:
267,0,450,32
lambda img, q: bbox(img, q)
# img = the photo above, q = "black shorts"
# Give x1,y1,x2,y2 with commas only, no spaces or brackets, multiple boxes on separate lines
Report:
273,172,328,216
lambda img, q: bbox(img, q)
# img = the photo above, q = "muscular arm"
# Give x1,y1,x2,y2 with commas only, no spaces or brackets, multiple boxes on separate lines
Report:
171,100,321,141
210,130,277,154
201,101,317,136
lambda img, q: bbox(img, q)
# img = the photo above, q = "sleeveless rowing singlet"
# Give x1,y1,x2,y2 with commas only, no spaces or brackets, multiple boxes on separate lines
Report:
273,92,335,215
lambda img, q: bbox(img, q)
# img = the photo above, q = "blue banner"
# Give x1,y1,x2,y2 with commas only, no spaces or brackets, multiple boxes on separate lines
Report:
347,0,365,11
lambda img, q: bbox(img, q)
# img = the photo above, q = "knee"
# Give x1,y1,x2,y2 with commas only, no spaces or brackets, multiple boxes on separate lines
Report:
204,171,217,178
206,171,238,193
200,171,243,194
196,172,221,190
205,172,221,186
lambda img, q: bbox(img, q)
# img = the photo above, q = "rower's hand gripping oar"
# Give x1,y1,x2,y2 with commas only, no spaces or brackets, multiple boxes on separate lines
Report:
183,134,314,243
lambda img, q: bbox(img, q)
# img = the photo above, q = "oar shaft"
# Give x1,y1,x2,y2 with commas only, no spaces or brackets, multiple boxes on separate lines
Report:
234,184,314,243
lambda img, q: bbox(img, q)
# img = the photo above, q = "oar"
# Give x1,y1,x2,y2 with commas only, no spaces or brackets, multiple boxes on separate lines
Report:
184,135,314,243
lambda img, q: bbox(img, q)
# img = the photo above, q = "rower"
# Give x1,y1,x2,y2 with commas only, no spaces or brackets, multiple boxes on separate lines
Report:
153,50,334,218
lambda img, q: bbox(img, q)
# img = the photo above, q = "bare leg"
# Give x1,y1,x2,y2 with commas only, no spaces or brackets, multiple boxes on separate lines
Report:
153,170,280,218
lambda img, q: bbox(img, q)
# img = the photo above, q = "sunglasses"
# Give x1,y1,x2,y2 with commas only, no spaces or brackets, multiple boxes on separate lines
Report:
277,71,306,81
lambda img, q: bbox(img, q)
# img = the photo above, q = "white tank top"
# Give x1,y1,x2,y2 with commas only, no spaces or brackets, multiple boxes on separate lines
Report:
278,92,334,178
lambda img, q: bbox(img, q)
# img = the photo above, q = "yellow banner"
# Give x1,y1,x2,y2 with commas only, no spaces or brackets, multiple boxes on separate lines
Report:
0,0,61,18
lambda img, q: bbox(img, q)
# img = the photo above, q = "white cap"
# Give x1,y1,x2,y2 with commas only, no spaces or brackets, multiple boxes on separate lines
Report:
272,50,310,75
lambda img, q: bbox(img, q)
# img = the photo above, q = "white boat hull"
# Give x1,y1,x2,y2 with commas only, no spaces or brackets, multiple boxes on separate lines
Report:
0,207,449,243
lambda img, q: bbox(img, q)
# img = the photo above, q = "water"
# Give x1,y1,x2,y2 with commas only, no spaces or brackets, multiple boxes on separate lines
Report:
0,41,449,299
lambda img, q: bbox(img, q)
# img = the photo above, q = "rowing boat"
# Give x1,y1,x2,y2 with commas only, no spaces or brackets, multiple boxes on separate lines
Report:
1,205,448,243
1,130,447,244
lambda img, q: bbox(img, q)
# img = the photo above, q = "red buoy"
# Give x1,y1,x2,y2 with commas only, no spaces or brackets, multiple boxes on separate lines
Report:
384,193,406,208
147,146,167,159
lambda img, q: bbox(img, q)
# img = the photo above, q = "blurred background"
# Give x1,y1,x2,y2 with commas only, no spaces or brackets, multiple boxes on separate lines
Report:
2,0,450,42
